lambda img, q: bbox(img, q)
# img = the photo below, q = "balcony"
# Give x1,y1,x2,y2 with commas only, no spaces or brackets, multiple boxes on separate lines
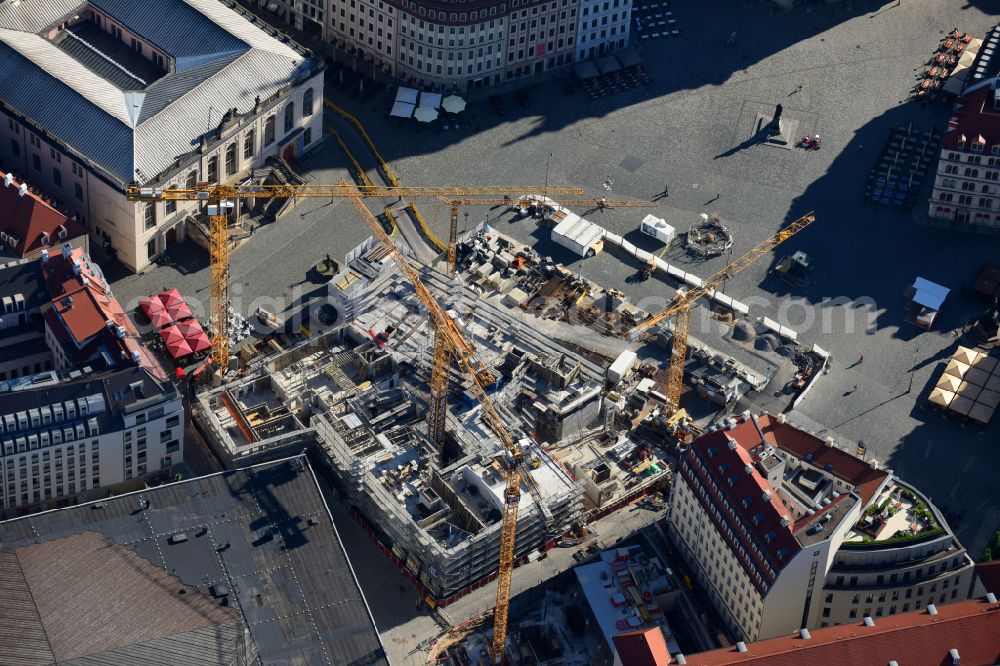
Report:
842,483,945,549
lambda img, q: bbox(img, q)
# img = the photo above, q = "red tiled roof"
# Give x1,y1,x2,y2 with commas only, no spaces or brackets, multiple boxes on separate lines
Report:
41,248,166,380
754,414,888,505
0,171,86,258
613,627,671,666
942,84,1000,153
680,597,1000,666
690,426,800,574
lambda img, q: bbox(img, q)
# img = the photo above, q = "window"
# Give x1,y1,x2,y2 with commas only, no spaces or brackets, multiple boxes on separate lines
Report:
143,202,155,230
152,52,165,70
225,143,236,177
146,238,156,260
264,116,276,146
32,154,41,171
303,88,314,117
186,170,197,189
166,440,179,453
53,168,62,187
165,186,177,215
75,183,83,201
111,24,122,40
243,131,254,159
284,102,295,133
207,156,218,183
303,127,312,146
10,139,18,157
130,37,142,52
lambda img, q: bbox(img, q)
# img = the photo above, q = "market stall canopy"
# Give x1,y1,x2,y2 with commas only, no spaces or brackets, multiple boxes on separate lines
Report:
973,355,998,373
949,394,974,416
147,308,173,329
968,401,994,424
159,325,184,346
928,386,955,408
390,100,415,118
414,106,439,122
395,86,419,105
177,319,211,353
964,366,990,387
441,95,466,113
977,388,1000,409
596,56,621,74
615,48,642,68
944,358,969,379
167,300,193,322
419,91,442,109
942,39,981,95
139,296,165,315
574,61,600,79
988,375,1000,392
936,374,962,392
954,346,979,365
957,381,982,400
910,277,950,310
159,288,185,307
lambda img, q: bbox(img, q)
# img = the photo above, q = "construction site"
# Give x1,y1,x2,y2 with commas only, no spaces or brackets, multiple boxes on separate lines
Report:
194,225,679,607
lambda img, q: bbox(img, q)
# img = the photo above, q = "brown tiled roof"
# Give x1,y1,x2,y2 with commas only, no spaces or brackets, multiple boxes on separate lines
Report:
942,85,1000,153
0,171,86,258
2,531,240,663
681,597,1000,666
613,627,671,666
755,414,888,505
691,427,800,570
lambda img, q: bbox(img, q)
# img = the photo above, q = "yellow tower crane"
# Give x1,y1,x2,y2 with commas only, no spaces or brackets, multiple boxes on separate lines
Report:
428,194,658,451
628,212,816,413
126,183,586,371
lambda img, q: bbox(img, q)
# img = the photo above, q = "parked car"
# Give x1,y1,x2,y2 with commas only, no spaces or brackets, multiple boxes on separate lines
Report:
490,94,508,115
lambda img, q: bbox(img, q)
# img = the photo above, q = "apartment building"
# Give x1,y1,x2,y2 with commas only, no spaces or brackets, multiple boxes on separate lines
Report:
0,170,88,260
668,412,975,643
0,259,52,382
574,0,631,62
0,365,183,516
236,0,626,92
928,24,1000,230
0,0,324,272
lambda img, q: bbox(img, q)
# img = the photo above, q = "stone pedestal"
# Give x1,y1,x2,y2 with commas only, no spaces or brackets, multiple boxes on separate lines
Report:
753,113,798,150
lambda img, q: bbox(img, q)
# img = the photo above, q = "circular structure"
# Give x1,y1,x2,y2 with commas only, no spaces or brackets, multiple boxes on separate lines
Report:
686,213,734,258
755,333,781,352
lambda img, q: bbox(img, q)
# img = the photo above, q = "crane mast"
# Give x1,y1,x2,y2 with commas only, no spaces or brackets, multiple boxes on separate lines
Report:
629,212,816,411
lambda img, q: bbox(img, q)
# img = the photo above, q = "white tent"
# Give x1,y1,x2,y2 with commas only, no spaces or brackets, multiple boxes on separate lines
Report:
419,91,442,109
390,100,415,118
395,86,419,105
414,106,439,122
442,95,466,113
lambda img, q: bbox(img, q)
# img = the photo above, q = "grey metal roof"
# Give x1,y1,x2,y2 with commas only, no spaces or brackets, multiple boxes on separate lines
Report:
90,0,248,71
0,456,389,666
59,22,166,90
0,0,313,186
0,0,84,33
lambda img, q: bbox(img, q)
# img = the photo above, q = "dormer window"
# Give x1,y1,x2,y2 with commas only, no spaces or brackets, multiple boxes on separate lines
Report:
742,497,752,509
993,145,1000,155
972,142,985,153
957,139,966,149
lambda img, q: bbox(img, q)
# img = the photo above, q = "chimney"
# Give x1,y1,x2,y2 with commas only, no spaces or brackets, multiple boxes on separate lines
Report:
927,604,938,615
40,249,49,263
736,642,747,653
18,183,27,197
3,173,11,188
799,628,811,640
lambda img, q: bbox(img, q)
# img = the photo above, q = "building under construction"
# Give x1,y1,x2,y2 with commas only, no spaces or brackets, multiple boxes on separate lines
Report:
194,238,672,604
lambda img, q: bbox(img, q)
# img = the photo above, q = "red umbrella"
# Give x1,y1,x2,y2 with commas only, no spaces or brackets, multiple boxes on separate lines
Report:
139,296,165,315
158,288,185,307
177,319,211,353
165,336,194,359
147,308,173,329
159,324,184,346
167,301,193,322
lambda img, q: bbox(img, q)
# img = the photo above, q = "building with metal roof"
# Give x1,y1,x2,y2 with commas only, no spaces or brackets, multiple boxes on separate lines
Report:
0,455,388,666
0,0,324,272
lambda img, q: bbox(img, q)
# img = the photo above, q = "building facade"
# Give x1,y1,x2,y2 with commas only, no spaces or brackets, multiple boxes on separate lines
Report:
928,24,1000,230
0,259,52,382
574,0,630,62
236,0,627,92
667,413,975,643
0,0,324,273
0,366,183,516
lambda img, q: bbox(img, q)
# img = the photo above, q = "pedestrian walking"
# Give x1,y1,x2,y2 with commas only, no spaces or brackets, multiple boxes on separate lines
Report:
857,354,864,364
852,384,858,392
664,184,670,196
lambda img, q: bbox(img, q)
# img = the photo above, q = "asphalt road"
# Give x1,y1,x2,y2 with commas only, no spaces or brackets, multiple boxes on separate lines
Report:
110,0,1000,555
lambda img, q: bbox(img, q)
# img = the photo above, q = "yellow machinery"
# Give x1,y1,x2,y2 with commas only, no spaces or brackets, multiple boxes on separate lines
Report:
628,212,816,413
127,183,585,371
429,194,657,451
